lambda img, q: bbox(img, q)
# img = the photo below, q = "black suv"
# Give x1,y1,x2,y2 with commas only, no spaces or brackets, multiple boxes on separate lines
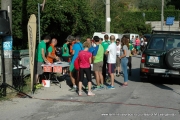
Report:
140,30,180,81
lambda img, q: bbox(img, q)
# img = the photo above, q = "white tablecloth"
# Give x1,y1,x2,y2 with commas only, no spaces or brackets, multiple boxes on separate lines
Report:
41,62,70,67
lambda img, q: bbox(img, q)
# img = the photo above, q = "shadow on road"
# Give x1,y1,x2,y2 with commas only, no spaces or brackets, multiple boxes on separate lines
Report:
151,83,180,96
128,68,141,82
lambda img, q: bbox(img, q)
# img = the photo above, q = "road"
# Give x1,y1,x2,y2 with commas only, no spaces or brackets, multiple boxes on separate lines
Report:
0,56,180,120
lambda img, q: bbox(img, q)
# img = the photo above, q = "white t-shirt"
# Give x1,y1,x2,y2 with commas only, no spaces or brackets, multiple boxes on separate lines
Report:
141,38,144,46
116,44,121,56
107,42,117,63
131,38,135,45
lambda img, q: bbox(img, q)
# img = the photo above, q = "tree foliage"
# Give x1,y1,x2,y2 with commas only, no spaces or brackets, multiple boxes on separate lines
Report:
0,0,166,49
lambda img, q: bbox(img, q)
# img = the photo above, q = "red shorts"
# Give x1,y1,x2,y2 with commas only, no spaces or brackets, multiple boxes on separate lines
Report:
108,63,116,74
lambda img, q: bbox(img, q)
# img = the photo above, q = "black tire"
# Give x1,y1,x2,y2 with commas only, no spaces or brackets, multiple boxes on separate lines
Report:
165,48,180,70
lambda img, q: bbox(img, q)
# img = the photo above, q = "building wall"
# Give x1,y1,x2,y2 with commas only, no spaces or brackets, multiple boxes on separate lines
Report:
146,21,180,31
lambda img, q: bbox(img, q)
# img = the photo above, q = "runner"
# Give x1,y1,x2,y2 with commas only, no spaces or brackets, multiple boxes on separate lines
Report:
115,38,121,77
78,42,95,96
128,38,134,76
101,34,110,83
36,35,51,88
92,36,104,91
62,38,71,74
105,35,117,89
47,38,60,63
69,35,83,92
119,37,129,87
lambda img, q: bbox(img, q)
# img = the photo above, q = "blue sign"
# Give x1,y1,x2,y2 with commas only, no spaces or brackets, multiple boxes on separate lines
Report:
166,17,175,25
3,36,13,50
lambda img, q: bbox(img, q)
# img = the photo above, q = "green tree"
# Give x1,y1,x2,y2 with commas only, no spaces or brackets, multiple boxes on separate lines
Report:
138,0,171,10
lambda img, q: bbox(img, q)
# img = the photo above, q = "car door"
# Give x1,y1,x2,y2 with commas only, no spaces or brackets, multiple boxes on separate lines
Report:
145,36,166,68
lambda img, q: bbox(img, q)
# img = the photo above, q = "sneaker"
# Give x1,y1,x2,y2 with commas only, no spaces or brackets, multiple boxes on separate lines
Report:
69,87,77,92
106,78,111,83
92,86,101,91
35,84,43,89
85,86,88,90
78,91,82,96
119,72,123,75
116,74,120,77
107,85,115,89
100,85,105,89
88,91,95,96
35,85,41,89
37,83,43,87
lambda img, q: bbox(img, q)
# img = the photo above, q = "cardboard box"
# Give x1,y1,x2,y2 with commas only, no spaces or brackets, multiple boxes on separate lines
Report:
43,66,52,72
53,66,62,73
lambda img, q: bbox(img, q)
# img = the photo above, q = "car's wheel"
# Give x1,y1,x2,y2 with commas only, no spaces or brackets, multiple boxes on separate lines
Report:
165,48,180,70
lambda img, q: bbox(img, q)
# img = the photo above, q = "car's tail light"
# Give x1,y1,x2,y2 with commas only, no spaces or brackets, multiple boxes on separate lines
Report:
141,54,146,63
141,68,149,73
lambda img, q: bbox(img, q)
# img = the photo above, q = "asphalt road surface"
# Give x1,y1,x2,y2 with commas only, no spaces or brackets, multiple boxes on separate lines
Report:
0,56,180,120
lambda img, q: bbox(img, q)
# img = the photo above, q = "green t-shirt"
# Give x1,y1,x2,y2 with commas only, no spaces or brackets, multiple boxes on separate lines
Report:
93,44,104,63
129,43,134,51
48,46,53,53
62,43,70,57
37,40,46,62
101,40,110,53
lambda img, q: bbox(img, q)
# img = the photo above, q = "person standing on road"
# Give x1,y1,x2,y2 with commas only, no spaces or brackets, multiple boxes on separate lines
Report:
116,38,121,77
99,38,103,44
119,37,129,87
69,36,83,92
36,35,51,88
135,36,141,55
102,34,110,82
61,38,71,74
47,38,60,63
78,42,95,96
92,36,104,91
62,39,71,62
128,38,134,76
105,35,117,89
131,35,135,47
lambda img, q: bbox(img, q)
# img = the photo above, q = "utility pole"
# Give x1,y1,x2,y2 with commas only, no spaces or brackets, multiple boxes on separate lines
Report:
161,0,164,31
38,3,41,43
1,0,13,87
106,0,110,33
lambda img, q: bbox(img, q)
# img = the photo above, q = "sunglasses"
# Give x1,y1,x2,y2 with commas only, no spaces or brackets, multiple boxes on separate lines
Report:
116,42,119,43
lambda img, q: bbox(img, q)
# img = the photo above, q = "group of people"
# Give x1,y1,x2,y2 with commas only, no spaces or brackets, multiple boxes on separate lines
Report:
130,35,148,55
64,34,133,96
35,34,134,96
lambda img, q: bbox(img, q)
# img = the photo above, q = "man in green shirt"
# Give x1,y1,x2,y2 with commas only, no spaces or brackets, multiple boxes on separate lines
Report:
101,34,110,82
92,36,104,91
62,39,71,62
36,35,51,87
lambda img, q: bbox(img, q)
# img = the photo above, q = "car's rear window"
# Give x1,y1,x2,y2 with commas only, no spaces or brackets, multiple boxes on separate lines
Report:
166,37,180,50
148,36,180,50
148,37,165,50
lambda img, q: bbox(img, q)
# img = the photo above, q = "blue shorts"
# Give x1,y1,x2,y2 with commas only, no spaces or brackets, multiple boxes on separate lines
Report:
108,63,116,74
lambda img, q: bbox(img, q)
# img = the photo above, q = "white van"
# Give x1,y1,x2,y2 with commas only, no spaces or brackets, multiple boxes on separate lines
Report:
92,32,123,42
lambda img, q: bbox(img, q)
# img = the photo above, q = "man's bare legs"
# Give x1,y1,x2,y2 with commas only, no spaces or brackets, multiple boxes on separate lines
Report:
69,71,77,91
